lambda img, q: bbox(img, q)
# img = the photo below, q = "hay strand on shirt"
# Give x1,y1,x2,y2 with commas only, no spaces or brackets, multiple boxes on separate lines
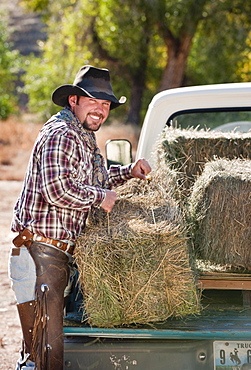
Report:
188,158,251,269
75,167,200,327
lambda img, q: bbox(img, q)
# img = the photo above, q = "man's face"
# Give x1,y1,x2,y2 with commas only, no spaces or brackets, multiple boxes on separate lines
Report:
69,95,111,132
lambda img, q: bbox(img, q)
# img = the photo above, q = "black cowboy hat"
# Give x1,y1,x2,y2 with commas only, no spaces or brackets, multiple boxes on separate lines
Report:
52,65,126,110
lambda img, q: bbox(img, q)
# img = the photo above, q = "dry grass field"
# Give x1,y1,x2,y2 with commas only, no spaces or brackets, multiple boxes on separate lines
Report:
0,181,23,369
0,115,42,181
0,115,139,181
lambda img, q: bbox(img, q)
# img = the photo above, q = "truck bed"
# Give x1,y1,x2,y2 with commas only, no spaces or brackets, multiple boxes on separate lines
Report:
64,288,251,340
63,277,251,369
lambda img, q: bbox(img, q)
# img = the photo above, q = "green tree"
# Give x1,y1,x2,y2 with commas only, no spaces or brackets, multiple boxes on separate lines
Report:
21,0,251,125
22,0,159,124
0,17,21,120
187,0,251,85
150,0,210,90
22,0,91,119
21,0,163,124
91,0,160,124
143,0,251,89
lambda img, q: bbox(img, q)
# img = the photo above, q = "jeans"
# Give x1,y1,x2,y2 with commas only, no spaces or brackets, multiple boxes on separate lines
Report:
8,244,75,304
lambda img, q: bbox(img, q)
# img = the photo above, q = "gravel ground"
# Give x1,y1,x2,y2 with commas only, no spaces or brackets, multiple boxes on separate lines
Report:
0,181,23,369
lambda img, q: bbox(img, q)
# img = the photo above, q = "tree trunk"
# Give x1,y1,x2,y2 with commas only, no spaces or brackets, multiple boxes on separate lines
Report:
157,0,209,91
126,35,150,126
159,34,194,91
126,74,146,126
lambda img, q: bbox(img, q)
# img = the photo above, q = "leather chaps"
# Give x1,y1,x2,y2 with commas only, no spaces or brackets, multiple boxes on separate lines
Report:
17,300,36,364
29,242,70,370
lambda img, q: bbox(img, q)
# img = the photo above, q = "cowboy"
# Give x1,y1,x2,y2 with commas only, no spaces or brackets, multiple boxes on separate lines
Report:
9,65,151,370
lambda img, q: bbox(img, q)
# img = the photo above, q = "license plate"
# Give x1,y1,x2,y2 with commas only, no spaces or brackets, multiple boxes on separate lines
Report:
214,341,251,369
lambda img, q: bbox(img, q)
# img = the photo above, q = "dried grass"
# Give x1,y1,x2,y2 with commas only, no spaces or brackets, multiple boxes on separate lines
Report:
0,116,139,180
0,115,42,180
75,167,200,327
188,158,251,269
157,127,251,193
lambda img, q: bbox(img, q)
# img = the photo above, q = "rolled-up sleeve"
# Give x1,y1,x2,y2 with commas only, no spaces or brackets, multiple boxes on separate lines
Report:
107,164,133,187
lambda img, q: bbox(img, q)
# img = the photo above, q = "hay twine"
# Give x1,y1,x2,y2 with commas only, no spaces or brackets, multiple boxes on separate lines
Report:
75,167,200,327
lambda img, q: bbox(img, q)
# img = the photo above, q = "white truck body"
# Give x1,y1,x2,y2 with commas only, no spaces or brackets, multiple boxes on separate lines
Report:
136,82,251,164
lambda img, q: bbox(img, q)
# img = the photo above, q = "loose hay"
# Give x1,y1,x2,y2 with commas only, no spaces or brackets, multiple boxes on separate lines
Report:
156,126,251,193
75,167,200,327
188,158,251,269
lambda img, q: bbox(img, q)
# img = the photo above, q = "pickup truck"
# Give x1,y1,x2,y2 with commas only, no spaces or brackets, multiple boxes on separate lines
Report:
63,82,251,370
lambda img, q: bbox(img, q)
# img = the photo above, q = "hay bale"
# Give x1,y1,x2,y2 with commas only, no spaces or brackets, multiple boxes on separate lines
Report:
188,158,251,269
75,167,200,327
156,127,251,192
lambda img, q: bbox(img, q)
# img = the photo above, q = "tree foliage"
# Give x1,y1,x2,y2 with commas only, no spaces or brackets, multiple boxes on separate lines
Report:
187,0,251,85
0,16,21,120
22,0,162,123
20,0,251,125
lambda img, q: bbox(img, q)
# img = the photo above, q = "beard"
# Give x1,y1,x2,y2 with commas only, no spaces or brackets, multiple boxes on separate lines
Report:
82,120,101,132
81,113,104,132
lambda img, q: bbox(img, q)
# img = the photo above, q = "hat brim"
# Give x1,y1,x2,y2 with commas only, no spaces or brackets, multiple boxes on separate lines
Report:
52,84,124,110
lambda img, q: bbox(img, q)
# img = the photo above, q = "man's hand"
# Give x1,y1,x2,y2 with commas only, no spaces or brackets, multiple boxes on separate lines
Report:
100,159,151,213
100,189,117,213
131,158,152,180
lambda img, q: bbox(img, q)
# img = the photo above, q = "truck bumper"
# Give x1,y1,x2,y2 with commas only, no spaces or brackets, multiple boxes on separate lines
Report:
64,337,212,370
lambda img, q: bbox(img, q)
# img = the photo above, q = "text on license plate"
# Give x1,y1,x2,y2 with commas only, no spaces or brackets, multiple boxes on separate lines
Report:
214,341,251,369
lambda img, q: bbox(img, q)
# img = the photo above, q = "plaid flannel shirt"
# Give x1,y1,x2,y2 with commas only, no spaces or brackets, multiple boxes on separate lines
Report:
11,108,132,241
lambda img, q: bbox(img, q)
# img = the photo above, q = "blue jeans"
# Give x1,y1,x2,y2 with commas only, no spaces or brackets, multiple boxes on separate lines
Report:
8,245,75,304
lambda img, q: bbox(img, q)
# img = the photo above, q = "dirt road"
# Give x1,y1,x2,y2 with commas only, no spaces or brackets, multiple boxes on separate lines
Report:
0,181,23,369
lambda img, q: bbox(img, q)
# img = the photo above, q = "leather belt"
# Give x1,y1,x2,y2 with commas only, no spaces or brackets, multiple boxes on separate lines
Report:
12,228,75,255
